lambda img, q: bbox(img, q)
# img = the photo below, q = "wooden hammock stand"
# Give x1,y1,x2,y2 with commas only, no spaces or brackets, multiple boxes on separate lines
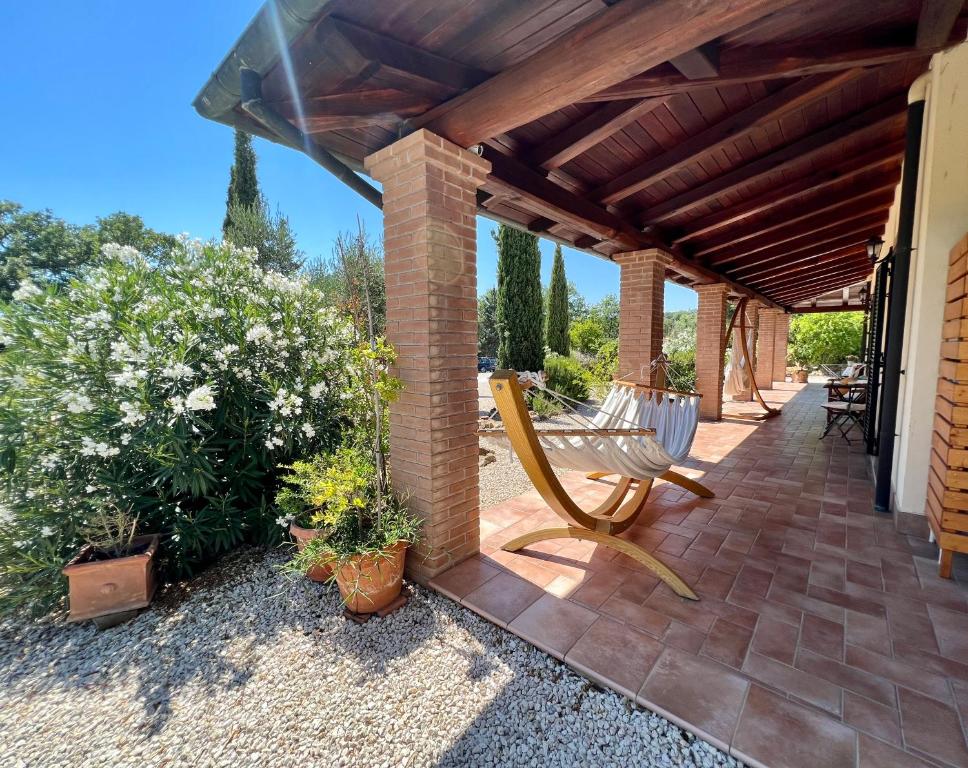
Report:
488,370,698,600
724,297,781,421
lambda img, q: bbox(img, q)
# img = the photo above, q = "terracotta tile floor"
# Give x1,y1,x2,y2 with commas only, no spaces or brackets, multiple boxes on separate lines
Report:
430,383,968,768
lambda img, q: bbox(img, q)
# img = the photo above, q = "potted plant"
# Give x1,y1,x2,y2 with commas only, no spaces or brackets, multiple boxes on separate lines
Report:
285,447,419,613
792,362,810,383
276,457,338,582
62,504,158,622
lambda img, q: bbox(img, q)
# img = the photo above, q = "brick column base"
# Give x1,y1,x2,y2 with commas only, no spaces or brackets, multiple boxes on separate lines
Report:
755,308,778,390
695,284,729,420
615,249,671,383
365,130,490,582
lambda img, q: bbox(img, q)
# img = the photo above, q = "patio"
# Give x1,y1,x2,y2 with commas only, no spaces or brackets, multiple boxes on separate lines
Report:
432,382,968,768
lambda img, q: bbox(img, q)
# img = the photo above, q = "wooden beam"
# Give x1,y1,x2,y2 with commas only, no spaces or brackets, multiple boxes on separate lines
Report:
583,37,937,102
771,269,873,302
916,0,965,50
670,42,720,79
791,303,866,314
592,70,865,205
527,217,556,233
527,97,669,170
757,258,872,292
673,141,904,244
728,224,886,276
641,94,907,225
705,200,894,266
412,0,800,147
695,182,898,259
743,245,868,285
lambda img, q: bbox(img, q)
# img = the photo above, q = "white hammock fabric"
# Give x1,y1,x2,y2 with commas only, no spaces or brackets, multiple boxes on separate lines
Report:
724,326,752,397
490,377,701,480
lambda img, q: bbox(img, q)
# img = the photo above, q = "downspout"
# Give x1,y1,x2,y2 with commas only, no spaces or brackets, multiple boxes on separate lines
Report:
874,73,929,513
238,67,383,210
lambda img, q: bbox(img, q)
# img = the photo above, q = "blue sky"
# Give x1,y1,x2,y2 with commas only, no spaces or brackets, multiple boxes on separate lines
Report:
0,1,697,311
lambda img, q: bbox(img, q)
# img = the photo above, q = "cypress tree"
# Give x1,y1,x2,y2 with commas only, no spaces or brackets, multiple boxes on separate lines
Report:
545,244,570,356
222,129,260,235
495,224,544,371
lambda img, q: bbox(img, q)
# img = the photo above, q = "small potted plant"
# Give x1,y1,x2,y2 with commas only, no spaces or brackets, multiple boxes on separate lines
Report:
276,457,338,582
62,504,158,622
285,447,419,613
792,362,810,383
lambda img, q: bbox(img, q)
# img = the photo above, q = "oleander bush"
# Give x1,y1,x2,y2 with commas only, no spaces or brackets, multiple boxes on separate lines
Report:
0,240,375,615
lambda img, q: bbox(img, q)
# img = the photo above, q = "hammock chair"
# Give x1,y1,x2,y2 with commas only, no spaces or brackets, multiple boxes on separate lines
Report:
584,354,714,500
723,297,781,420
483,370,700,599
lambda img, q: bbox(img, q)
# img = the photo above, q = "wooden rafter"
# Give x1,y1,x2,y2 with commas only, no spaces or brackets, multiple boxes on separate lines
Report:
757,258,872,292
916,0,966,50
742,245,868,285
583,38,938,101
771,269,873,302
705,200,894,266
591,69,866,205
672,142,904,244
413,0,801,146
669,42,720,79
727,223,886,275
792,303,867,314
527,97,670,170
641,94,906,225
693,182,898,258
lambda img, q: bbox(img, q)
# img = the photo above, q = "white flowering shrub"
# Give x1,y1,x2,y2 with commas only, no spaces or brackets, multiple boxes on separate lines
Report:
0,240,371,615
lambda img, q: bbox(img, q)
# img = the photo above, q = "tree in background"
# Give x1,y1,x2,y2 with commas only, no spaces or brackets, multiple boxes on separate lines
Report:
306,227,385,335
570,316,606,355
788,311,864,367
478,287,499,357
1,201,176,301
495,224,544,371
222,129,260,235
589,294,620,339
567,281,589,322
663,309,697,355
225,197,303,274
545,245,570,355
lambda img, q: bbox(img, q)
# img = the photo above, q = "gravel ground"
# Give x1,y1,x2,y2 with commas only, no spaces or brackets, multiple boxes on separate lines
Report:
0,548,739,768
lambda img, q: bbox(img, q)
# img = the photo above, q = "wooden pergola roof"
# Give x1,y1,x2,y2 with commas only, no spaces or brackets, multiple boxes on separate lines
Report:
195,0,967,310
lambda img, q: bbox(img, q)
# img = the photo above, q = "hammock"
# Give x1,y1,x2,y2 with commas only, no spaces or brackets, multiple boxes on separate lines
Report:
484,370,700,599
723,297,781,419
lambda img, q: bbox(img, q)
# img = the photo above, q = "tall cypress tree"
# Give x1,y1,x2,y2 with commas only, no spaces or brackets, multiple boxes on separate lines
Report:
496,224,544,371
545,244,570,356
222,129,260,235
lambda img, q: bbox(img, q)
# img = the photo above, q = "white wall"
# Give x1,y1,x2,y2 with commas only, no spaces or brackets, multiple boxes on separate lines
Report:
892,42,968,515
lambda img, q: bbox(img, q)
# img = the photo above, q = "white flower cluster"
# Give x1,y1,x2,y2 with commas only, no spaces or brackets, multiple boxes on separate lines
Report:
268,388,303,417
61,392,94,414
80,437,120,458
12,280,42,301
169,384,217,415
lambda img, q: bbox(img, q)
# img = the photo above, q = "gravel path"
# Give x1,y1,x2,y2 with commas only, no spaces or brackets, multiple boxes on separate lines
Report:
0,549,739,768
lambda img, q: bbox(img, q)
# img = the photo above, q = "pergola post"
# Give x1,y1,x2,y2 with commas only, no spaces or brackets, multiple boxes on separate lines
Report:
755,307,779,390
364,129,490,582
615,249,671,383
695,283,729,420
773,313,791,383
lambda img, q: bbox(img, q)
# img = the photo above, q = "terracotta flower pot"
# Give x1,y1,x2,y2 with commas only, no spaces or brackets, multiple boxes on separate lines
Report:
334,540,408,614
793,369,809,383
289,522,333,582
62,534,159,622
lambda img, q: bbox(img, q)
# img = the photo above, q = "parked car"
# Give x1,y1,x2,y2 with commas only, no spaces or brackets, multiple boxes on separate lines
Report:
478,356,496,372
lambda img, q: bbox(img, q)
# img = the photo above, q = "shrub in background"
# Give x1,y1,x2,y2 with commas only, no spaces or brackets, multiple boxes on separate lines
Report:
543,354,591,401
590,339,619,383
788,311,864,368
0,240,367,615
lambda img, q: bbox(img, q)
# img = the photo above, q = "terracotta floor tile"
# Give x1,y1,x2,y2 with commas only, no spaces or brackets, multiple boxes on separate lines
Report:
565,615,664,699
858,734,936,768
508,593,598,660
663,620,706,654
846,645,952,704
795,648,896,707
800,613,845,661
600,594,671,638
842,688,902,743
732,685,857,768
462,571,543,627
568,568,626,609
428,556,500,600
928,604,968,661
846,610,892,656
742,651,842,716
701,618,753,670
640,647,750,751
750,615,799,666
898,687,968,768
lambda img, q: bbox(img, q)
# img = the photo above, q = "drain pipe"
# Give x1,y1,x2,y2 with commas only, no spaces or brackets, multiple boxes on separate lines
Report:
873,74,929,513
238,67,383,210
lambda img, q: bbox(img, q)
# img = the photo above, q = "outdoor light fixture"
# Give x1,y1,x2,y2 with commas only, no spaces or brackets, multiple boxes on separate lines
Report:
866,236,884,264
859,284,869,307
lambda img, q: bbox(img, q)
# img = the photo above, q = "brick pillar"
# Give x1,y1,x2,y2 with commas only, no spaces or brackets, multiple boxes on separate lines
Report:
364,130,490,582
773,313,791,384
614,249,671,383
695,283,729,421
755,308,778,390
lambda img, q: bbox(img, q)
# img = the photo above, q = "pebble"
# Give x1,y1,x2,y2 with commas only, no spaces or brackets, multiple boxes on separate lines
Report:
0,550,741,768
